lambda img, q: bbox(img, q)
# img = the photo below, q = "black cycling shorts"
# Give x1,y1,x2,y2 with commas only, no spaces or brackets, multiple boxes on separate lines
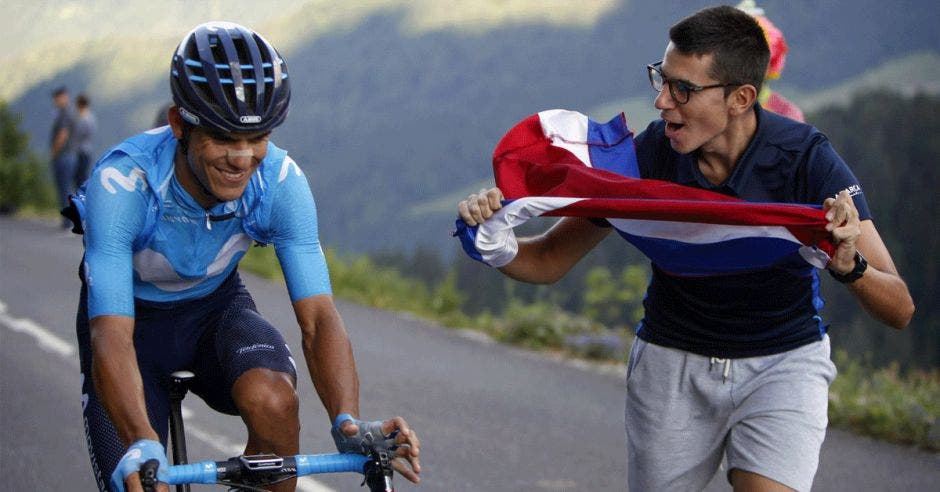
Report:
76,270,297,491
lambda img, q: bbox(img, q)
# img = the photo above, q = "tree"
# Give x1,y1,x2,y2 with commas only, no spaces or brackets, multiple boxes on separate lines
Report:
0,101,54,213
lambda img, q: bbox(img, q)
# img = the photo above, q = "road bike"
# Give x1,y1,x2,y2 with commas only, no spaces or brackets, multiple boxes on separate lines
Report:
139,371,395,492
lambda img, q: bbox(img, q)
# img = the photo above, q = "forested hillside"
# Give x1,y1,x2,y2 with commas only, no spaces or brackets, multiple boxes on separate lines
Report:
8,0,940,256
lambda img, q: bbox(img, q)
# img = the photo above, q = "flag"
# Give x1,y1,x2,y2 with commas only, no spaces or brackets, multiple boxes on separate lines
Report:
455,109,834,275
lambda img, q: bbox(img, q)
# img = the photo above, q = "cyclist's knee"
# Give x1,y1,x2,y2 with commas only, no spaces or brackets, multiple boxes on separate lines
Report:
233,368,299,423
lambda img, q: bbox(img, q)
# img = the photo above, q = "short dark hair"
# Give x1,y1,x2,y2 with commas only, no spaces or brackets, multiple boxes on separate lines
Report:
76,94,90,108
669,5,770,94
52,85,68,98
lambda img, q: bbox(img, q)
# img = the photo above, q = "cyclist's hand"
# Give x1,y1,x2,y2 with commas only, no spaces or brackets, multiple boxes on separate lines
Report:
110,439,169,492
457,187,504,226
332,414,422,483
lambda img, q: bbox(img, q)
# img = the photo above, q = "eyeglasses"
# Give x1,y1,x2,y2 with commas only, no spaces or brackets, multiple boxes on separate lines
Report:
647,61,740,105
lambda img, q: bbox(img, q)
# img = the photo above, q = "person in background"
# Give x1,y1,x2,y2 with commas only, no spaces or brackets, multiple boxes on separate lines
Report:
50,85,78,229
737,0,805,121
73,93,97,185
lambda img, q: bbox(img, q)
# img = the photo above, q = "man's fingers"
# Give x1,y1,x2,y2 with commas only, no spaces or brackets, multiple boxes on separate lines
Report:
458,187,503,226
486,188,504,211
391,457,421,483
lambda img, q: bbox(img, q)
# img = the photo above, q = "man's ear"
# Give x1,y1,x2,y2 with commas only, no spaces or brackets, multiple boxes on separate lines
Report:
729,84,759,116
167,105,185,138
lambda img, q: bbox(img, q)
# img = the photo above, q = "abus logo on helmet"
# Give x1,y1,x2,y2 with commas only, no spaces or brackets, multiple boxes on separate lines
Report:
240,115,262,124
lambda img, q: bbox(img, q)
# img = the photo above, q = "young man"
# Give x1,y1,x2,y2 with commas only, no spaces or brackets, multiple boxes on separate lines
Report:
66,22,420,492
457,6,913,491
73,93,97,185
50,85,78,229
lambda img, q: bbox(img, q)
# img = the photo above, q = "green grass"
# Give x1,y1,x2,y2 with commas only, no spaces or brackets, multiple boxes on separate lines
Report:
240,247,940,451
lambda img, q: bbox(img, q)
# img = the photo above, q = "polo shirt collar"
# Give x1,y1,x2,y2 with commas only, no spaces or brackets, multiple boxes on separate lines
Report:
674,104,765,195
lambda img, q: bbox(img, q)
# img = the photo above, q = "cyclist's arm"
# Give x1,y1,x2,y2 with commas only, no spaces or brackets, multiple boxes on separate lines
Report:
90,315,160,445
292,295,360,421
82,158,163,484
266,158,358,420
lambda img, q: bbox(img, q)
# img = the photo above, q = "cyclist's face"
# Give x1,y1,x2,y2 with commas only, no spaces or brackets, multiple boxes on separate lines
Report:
185,126,270,204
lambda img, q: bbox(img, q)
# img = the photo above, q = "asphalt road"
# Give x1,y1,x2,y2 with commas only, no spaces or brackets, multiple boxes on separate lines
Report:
1,216,938,491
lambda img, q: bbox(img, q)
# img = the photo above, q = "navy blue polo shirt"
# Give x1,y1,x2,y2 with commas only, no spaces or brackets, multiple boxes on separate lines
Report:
630,105,870,358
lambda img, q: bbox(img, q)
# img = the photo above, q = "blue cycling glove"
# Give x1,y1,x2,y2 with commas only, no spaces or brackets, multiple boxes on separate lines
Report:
110,439,169,492
331,413,399,455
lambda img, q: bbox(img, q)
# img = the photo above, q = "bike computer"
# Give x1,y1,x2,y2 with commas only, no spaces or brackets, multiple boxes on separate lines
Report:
239,454,284,471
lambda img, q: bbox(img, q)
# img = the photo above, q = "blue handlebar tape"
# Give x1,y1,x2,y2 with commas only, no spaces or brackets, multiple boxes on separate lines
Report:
164,461,218,485
164,454,369,485
296,453,369,475
333,413,355,429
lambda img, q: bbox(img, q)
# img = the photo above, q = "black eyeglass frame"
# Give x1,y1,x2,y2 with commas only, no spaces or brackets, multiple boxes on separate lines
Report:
646,61,742,105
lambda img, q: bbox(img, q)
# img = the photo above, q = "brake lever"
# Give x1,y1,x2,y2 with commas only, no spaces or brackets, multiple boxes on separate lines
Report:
139,458,160,492
361,449,394,492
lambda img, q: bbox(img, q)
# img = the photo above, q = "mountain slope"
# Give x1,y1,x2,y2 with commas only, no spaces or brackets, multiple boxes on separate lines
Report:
9,0,940,256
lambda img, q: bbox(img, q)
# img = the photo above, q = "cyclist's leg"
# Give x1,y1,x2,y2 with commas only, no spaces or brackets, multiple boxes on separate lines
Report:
725,336,836,492
188,274,299,456
624,337,732,491
77,280,172,491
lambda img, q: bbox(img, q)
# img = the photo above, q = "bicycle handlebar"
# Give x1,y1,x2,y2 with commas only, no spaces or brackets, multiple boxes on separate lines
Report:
161,453,369,484
141,452,392,491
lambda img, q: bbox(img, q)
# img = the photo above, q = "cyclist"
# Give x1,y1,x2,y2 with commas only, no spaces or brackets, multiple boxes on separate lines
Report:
457,6,913,491
65,22,420,492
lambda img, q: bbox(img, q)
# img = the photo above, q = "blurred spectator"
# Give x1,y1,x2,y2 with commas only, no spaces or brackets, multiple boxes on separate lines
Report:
73,93,97,185
737,0,805,122
49,85,78,229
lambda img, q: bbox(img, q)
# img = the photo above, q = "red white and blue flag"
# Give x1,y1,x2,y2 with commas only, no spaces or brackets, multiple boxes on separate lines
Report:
455,109,835,275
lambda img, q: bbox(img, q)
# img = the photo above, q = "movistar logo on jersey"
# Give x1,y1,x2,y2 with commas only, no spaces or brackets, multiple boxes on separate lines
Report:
100,167,147,194
239,115,262,124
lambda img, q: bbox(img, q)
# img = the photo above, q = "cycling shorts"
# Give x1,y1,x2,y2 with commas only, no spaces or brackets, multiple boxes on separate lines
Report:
76,269,297,491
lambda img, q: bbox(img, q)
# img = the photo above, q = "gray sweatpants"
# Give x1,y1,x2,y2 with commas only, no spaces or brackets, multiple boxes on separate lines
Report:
624,336,836,491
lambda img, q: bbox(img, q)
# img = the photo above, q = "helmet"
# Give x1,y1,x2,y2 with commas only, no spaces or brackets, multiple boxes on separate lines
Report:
170,21,290,133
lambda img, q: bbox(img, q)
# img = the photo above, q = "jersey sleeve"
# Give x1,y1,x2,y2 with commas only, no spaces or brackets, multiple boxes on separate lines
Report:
804,136,872,221
82,156,149,318
267,157,333,301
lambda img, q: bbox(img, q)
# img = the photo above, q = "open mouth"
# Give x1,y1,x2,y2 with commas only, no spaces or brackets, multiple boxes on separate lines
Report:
665,121,685,133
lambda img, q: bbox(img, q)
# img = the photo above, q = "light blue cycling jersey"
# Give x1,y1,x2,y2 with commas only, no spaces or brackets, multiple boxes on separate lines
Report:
76,126,331,319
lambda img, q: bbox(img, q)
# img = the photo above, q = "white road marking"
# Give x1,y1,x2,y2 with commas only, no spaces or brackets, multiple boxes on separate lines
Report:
0,299,336,492
0,300,75,358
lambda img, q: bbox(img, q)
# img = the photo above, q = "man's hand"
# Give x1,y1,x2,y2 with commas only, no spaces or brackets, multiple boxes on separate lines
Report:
332,414,422,484
823,189,862,274
110,439,169,492
457,187,504,226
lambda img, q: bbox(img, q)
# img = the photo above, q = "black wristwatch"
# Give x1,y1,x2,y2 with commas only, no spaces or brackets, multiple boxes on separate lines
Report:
828,250,868,283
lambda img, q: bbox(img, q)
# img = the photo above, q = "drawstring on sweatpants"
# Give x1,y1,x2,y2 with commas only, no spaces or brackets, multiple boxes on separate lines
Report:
709,357,731,383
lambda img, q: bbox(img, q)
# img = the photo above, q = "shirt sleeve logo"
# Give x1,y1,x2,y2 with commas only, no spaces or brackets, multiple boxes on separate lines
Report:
278,156,302,183
100,166,147,194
